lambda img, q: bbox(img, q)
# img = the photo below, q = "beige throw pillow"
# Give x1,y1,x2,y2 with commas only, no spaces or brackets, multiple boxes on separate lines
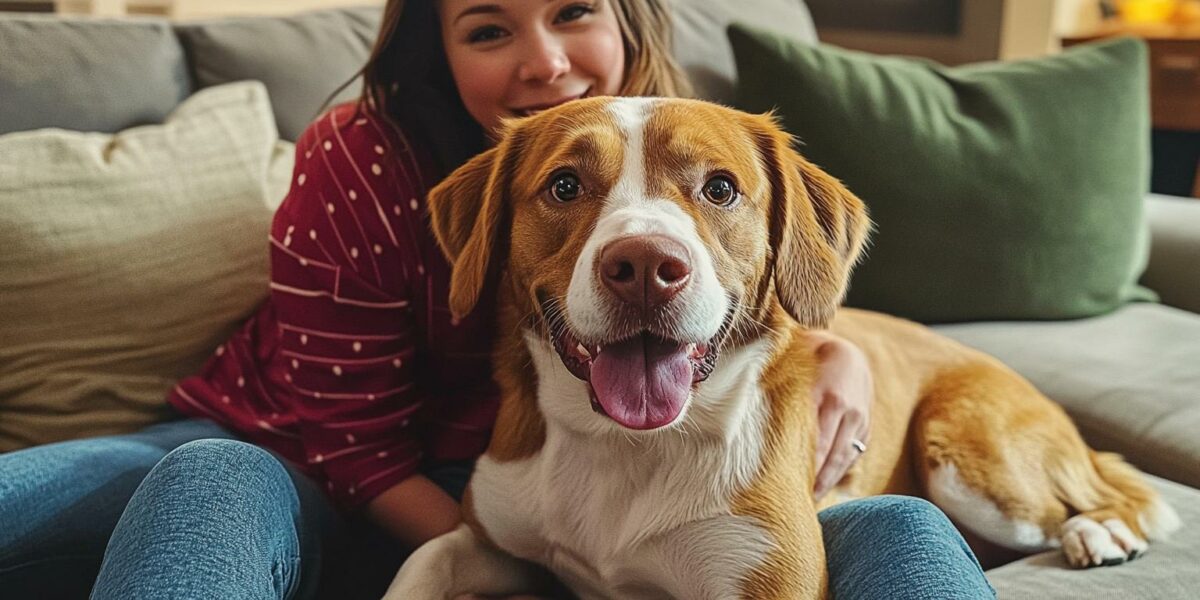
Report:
0,81,294,451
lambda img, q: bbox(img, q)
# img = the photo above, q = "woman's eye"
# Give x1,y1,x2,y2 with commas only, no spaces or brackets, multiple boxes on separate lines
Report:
468,25,507,44
702,175,738,206
549,172,582,202
555,3,595,23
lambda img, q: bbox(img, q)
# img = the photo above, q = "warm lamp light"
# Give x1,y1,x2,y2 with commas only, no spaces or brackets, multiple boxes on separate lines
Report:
1119,0,1179,23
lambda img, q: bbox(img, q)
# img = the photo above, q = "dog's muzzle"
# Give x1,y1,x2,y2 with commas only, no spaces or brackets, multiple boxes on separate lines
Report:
540,297,729,432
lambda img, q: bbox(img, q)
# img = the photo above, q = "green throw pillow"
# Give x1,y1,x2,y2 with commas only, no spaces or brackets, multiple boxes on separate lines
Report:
729,25,1155,323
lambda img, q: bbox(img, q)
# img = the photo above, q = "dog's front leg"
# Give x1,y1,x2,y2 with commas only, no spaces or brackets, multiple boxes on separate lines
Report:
382,523,556,600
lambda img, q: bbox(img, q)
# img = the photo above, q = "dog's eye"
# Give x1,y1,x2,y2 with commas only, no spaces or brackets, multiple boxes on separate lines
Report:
702,175,737,206
549,172,582,203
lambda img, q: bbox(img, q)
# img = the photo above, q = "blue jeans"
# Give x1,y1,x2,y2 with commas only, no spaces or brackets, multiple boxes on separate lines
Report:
820,496,995,599
0,418,470,600
0,418,993,599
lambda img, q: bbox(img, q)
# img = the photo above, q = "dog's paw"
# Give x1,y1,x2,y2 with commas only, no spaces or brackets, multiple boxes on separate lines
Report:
1060,515,1148,568
381,548,453,600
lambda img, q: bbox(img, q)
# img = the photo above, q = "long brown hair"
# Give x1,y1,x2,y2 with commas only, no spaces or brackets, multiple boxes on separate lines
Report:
338,0,692,173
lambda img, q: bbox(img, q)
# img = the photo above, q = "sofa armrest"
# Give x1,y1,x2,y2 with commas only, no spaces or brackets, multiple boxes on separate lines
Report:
1140,194,1200,314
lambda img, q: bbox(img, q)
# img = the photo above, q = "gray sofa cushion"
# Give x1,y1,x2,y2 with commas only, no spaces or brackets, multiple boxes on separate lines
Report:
933,303,1200,489
0,2,808,138
0,15,191,135
986,475,1199,598
1142,194,1200,314
175,7,381,141
670,0,816,104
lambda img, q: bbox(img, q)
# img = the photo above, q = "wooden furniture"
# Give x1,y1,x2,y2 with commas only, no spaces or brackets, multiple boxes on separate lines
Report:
808,0,1057,65
1064,21,1200,197
0,0,54,12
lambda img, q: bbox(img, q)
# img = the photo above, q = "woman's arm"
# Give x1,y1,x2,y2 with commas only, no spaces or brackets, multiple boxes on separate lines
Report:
808,331,873,499
367,474,462,548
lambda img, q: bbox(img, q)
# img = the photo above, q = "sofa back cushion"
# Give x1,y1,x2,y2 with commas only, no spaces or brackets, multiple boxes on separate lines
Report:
0,14,192,136
0,81,293,451
175,6,381,141
671,0,816,103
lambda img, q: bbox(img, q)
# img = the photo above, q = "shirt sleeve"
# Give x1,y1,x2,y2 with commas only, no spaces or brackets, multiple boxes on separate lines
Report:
267,106,434,510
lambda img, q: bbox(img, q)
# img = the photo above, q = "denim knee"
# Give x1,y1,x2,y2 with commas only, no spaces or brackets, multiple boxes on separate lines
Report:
92,439,304,600
142,438,304,555
825,495,970,550
153,438,289,490
820,496,995,600
850,496,955,532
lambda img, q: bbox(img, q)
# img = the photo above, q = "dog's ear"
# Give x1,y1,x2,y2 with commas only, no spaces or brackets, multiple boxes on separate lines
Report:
755,119,870,328
427,127,522,321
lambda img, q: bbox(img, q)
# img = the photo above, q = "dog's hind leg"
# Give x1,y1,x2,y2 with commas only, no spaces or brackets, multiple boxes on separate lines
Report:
382,523,559,599
911,361,1180,569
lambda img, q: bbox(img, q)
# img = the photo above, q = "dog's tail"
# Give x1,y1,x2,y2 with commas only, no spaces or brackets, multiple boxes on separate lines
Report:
1052,450,1181,541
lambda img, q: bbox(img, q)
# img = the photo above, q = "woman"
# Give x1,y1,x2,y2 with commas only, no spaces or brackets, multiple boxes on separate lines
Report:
0,1,994,598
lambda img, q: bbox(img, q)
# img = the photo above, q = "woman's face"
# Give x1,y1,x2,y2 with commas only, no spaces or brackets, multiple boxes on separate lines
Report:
439,0,626,136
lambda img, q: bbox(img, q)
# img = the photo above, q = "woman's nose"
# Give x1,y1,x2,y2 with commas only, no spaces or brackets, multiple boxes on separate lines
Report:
517,30,570,83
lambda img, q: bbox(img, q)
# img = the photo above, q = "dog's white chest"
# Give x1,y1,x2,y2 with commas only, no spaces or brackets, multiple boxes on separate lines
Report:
467,337,778,599
469,445,774,600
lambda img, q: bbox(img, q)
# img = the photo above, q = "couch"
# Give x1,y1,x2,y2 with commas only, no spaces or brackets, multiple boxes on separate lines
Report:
1,1,1198,598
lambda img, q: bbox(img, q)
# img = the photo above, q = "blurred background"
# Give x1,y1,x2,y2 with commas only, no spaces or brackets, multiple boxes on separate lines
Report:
1,0,1198,197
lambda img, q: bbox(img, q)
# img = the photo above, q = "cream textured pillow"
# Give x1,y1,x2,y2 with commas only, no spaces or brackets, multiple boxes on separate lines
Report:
0,81,294,451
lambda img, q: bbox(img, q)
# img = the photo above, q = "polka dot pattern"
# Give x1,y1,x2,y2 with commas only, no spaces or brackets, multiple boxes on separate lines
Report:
166,103,498,511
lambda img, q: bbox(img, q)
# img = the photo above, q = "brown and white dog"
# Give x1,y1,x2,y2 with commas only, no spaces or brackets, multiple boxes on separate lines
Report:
383,97,1180,599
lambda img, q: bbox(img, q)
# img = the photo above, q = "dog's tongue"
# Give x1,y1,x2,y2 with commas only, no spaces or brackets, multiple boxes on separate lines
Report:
590,334,692,430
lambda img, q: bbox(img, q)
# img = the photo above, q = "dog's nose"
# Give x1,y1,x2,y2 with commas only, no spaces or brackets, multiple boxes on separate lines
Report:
600,235,692,309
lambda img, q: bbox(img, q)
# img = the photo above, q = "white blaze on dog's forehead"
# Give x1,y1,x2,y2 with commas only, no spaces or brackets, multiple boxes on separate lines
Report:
604,97,658,213
564,97,728,344
600,97,689,234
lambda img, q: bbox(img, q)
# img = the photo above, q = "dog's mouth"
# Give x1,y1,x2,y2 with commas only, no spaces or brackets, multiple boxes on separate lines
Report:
540,296,730,431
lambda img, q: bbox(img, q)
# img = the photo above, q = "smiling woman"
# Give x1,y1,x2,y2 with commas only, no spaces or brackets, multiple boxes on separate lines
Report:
439,0,625,132
354,0,690,172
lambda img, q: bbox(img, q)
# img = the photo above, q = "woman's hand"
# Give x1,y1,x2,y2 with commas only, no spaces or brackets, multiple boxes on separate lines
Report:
809,332,874,499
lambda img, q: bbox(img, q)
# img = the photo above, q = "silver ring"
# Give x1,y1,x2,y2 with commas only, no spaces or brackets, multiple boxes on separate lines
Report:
851,439,867,454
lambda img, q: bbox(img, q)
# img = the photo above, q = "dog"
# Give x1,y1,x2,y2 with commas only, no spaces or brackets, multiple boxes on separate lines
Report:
383,97,1180,599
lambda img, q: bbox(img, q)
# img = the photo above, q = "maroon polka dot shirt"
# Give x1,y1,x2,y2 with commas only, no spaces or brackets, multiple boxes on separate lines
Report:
169,103,500,510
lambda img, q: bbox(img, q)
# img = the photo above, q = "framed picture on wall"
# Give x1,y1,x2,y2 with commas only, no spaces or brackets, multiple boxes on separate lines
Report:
806,0,1056,64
